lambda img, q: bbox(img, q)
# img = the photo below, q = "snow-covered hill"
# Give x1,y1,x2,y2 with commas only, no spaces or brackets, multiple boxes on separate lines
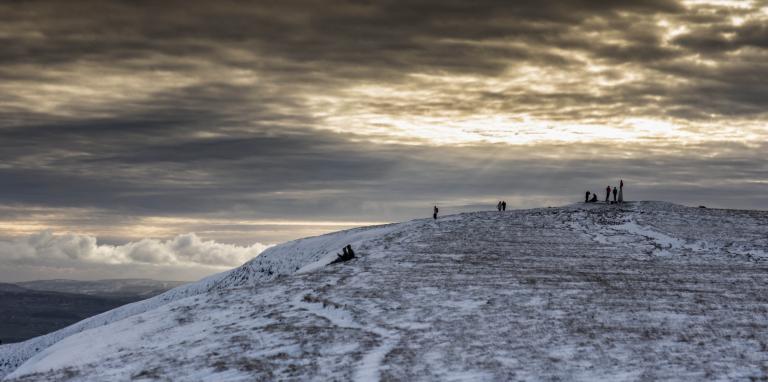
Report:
2,202,768,381
0,221,404,379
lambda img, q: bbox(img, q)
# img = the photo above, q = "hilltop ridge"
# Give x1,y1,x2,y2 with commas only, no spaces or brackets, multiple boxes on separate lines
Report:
2,201,768,381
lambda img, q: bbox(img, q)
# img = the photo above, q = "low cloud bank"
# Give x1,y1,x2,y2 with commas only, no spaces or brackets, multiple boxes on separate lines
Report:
0,230,271,269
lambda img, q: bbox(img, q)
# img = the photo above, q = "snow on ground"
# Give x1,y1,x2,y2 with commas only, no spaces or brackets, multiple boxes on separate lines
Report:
3,201,768,381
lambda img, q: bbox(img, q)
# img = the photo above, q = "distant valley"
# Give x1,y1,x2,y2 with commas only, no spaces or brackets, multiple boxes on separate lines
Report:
0,279,186,344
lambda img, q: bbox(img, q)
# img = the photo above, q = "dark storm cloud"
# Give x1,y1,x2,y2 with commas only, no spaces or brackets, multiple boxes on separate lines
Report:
0,0,685,89
2,0,766,123
0,0,681,68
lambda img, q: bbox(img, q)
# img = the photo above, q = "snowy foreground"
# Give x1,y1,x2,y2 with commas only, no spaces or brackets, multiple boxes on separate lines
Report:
2,201,768,381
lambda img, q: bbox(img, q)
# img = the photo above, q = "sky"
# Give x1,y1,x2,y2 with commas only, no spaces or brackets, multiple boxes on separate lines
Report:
1,0,766,282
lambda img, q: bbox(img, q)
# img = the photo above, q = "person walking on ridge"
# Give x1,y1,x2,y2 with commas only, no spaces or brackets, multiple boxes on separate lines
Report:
612,186,618,203
585,191,591,203
605,186,611,203
433,205,439,220
502,201,506,211
618,179,624,204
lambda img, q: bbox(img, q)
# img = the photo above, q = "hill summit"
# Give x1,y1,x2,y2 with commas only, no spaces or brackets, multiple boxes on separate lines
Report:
2,202,768,381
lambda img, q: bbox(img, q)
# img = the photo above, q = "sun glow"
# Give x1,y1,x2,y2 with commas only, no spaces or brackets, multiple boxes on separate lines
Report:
310,76,760,146
0,205,387,242
320,109,709,146
682,0,755,9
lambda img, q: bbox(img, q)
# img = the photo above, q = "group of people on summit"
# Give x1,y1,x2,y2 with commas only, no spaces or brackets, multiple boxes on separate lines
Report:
586,179,624,204
431,179,626,221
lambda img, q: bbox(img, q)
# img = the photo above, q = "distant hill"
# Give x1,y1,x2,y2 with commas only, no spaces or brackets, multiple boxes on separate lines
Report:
0,287,134,345
16,279,188,299
0,279,186,346
0,283,28,293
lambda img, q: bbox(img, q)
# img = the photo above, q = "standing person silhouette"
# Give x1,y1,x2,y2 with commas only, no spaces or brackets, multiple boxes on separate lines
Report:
433,205,439,220
585,191,591,203
502,201,506,211
619,179,624,204
612,186,618,203
605,186,611,203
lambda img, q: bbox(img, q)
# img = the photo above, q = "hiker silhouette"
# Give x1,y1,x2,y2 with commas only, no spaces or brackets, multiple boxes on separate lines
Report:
618,179,624,204
346,244,355,258
331,245,356,264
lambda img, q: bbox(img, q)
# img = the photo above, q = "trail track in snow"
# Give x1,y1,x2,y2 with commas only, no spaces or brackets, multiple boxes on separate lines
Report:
291,292,400,381
3,201,768,381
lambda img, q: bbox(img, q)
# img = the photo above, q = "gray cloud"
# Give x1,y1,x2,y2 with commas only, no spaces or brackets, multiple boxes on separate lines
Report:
1,0,765,127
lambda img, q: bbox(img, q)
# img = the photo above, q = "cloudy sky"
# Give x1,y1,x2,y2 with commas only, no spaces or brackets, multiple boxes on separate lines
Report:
1,0,766,282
